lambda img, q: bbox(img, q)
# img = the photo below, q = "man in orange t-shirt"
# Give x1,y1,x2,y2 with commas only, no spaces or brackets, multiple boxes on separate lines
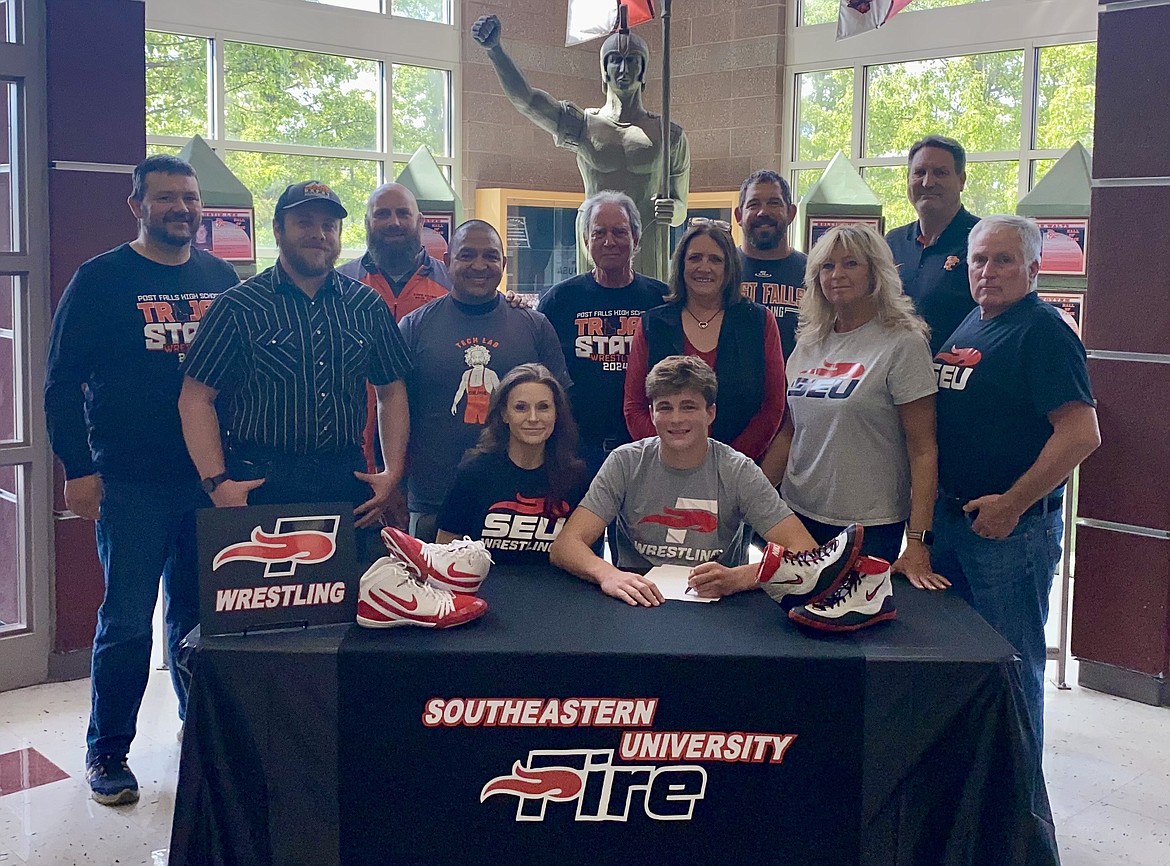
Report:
338,183,452,485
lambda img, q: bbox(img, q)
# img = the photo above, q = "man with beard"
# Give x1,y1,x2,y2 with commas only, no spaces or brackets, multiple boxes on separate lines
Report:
338,183,452,488
337,182,451,321
179,180,411,560
45,155,239,805
393,220,570,542
735,170,805,359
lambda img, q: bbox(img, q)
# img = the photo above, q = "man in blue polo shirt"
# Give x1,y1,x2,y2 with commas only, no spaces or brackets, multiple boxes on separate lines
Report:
885,135,980,354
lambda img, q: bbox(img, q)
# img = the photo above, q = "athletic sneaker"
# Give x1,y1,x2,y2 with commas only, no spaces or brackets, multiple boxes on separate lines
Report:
757,524,863,607
357,557,487,629
381,527,493,595
86,754,139,806
789,554,897,632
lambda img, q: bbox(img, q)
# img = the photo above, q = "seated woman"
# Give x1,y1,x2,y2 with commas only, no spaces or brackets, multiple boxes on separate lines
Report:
437,363,588,564
761,224,947,590
623,221,786,461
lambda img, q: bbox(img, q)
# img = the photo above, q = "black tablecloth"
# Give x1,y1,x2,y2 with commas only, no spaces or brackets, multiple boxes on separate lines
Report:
170,566,1059,866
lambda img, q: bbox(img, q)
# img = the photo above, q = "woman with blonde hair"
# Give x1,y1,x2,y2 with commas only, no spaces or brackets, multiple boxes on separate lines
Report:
761,223,946,590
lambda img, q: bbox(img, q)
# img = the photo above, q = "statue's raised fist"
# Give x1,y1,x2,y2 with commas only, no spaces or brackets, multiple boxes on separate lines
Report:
471,15,501,48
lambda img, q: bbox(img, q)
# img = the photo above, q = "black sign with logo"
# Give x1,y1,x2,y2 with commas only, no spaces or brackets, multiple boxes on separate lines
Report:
198,502,358,636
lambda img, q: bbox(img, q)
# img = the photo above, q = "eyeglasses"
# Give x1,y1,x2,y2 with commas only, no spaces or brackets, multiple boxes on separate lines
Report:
688,217,732,232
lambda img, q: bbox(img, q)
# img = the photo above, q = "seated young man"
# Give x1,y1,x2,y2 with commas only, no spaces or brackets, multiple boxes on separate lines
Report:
551,355,861,607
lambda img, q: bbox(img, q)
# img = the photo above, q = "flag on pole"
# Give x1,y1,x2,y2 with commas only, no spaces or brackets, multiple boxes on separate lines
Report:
836,0,914,40
566,0,656,46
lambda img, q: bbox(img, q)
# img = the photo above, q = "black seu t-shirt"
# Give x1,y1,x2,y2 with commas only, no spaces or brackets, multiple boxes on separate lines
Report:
934,293,1094,501
438,451,588,565
538,273,666,448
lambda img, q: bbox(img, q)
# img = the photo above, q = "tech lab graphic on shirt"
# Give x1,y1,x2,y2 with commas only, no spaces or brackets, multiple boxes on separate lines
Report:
481,494,572,554
934,346,983,391
451,339,502,424
574,309,641,372
787,361,867,400
634,498,722,562
137,290,222,361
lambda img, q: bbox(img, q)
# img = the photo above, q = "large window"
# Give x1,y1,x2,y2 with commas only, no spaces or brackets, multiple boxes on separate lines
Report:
146,27,454,266
789,36,1096,230
302,0,450,24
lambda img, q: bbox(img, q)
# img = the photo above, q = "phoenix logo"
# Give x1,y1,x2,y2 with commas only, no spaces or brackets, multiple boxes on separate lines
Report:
800,361,865,380
936,346,982,367
639,499,718,544
489,494,571,519
847,0,873,12
481,749,706,822
212,515,340,578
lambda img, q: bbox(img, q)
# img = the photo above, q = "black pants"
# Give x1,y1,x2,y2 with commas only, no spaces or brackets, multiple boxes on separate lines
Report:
230,447,382,564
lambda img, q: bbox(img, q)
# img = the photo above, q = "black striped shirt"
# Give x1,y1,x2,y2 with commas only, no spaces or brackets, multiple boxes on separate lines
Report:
183,260,411,456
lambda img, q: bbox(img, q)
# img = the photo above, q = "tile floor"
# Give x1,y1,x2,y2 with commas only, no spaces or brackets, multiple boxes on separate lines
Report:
0,657,1168,864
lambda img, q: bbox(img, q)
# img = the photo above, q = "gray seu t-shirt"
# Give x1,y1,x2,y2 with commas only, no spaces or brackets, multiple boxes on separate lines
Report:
580,438,793,569
782,319,937,525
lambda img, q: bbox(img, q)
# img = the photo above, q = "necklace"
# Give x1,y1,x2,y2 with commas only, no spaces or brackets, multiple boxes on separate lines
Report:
685,307,723,329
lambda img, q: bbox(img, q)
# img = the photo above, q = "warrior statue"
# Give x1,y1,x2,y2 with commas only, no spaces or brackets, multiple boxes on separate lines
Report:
472,13,690,281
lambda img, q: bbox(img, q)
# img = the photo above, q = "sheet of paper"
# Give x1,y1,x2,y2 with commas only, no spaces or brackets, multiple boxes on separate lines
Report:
644,565,720,603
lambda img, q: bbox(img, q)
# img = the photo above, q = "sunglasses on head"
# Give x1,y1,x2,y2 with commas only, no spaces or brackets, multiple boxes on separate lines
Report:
688,217,732,232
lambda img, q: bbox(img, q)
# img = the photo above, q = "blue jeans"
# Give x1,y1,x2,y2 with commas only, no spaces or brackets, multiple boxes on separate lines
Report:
932,497,1062,762
88,477,206,763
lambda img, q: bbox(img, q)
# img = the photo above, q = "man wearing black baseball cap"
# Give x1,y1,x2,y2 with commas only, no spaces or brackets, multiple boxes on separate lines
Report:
179,180,413,558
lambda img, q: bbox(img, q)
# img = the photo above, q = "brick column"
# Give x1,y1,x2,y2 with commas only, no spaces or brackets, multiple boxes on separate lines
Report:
1071,0,1170,705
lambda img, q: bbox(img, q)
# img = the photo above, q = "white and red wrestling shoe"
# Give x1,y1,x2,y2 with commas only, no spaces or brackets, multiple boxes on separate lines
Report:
380,527,493,595
356,557,487,629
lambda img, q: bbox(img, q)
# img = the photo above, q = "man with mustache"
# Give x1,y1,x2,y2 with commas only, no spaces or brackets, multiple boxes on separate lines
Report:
338,183,452,496
179,180,411,559
45,155,240,806
391,220,570,542
735,170,805,359
885,135,980,354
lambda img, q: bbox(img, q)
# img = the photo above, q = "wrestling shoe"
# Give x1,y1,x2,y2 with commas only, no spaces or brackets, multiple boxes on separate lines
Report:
757,524,863,607
357,557,487,629
789,555,897,633
86,754,139,806
381,527,493,595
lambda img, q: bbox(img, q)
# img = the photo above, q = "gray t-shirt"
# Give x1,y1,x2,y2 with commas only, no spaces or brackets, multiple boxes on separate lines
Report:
782,319,937,525
580,438,793,569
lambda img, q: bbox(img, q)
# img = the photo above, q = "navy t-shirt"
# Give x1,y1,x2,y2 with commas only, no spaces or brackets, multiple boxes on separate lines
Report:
738,249,806,359
438,451,586,565
44,244,239,481
933,292,1094,501
537,272,666,449
886,207,980,355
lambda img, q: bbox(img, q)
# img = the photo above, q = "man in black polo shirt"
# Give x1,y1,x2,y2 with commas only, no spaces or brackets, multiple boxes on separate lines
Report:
179,180,411,557
45,155,239,806
885,135,980,354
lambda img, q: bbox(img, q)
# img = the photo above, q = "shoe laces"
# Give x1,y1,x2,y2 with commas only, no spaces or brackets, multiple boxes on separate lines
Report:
431,536,493,565
88,754,130,777
784,536,838,567
816,569,862,609
397,573,455,616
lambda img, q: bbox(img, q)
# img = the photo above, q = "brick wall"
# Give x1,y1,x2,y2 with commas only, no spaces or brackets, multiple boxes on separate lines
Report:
460,1,787,213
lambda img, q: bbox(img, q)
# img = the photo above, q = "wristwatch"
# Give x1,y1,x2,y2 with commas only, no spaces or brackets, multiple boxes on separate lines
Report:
201,471,230,494
906,529,934,546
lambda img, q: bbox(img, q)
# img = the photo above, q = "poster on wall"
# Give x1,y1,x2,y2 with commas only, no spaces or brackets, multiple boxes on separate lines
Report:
196,208,255,263
806,216,883,251
1035,219,1088,276
420,213,452,259
1038,291,1085,335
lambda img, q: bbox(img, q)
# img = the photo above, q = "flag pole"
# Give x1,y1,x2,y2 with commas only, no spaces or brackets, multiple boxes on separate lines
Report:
659,0,673,277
